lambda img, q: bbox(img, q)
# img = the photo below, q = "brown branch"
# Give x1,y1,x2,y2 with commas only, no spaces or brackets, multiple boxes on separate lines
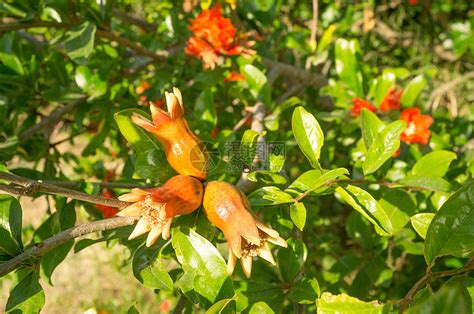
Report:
112,9,157,32
398,258,474,313
429,71,474,101
0,172,130,208
262,58,328,89
308,0,319,54
45,180,153,190
0,216,138,277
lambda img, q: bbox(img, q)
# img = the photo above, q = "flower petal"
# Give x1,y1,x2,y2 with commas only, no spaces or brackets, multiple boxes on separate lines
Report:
256,222,280,239
258,242,276,265
128,218,151,240
146,226,163,247
240,256,253,278
131,113,156,132
267,235,288,248
117,203,142,217
227,248,237,276
161,218,173,240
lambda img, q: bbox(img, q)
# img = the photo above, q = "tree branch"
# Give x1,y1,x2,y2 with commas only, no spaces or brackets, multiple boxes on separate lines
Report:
0,172,130,208
0,216,138,277
262,58,328,89
397,258,474,312
112,9,157,32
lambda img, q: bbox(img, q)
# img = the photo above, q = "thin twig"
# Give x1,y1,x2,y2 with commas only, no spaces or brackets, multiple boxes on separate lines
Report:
397,258,474,313
429,71,474,101
0,216,138,277
262,58,327,89
0,172,130,208
45,180,153,190
112,9,157,32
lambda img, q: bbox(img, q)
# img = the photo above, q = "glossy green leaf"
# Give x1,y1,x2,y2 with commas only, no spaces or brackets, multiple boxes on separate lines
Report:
0,194,23,257
249,302,274,314
400,75,427,107
411,213,435,239
401,175,453,192
240,129,260,166
290,202,306,231
292,106,324,170
6,272,45,313
172,227,233,304
0,53,24,75
248,187,294,206
264,97,301,131
378,189,413,234
336,185,393,236
132,244,173,291
206,297,236,314
289,278,320,304
363,120,405,175
360,109,385,150
74,65,106,99
194,88,217,134
277,239,307,283
424,182,474,266
247,171,287,186
369,71,396,106
411,150,457,177
114,109,175,182
335,38,364,97
288,168,349,196
241,64,271,105
61,21,97,64
316,292,386,314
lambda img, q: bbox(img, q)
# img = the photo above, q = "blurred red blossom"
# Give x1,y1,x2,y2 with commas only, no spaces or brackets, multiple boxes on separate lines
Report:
185,4,255,69
380,85,403,112
400,107,433,145
224,72,246,82
351,98,376,117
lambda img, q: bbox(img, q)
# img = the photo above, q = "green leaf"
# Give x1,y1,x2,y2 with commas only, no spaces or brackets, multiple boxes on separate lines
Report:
247,171,287,186
61,21,97,64
132,244,173,291
206,297,236,314
360,109,385,150
241,64,271,105
424,182,474,266
292,106,324,170
127,303,140,314
194,88,217,134
114,109,175,182
6,272,45,313
264,97,301,131
336,185,393,236
400,75,427,107
289,278,320,304
378,189,414,234
240,130,260,166
369,70,396,106
0,53,25,75
407,281,469,314
0,194,23,257
411,213,435,239
411,150,457,177
172,227,233,305
363,120,405,175
316,292,387,314
335,38,364,97
74,65,106,99
290,202,306,231
277,239,307,282
248,187,294,207
401,175,453,192
249,302,274,314
288,168,349,196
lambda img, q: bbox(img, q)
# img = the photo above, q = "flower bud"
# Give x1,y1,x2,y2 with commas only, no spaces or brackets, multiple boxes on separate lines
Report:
118,175,203,247
203,181,287,278
131,87,208,180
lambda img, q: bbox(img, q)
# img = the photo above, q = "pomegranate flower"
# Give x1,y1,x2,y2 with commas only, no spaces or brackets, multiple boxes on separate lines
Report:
351,98,376,117
185,4,255,69
118,175,203,247
380,85,403,112
203,181,287,278
224,72,246,82
400,107,433,145
131,87,208,180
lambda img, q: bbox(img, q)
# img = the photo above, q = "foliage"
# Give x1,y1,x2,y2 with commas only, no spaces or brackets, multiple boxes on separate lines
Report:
0,0,473,313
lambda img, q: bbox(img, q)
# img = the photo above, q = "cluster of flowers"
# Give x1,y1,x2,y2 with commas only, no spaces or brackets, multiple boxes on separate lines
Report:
350,85,433,146
185,4,254,81
117,88,286,277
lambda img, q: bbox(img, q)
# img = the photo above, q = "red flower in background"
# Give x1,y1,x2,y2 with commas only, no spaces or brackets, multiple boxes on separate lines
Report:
96,190,118,218
380,86,403,112
400,108,433,145
351,98,376,117
185,4,255,69
224,72,246,82
408,0,417,5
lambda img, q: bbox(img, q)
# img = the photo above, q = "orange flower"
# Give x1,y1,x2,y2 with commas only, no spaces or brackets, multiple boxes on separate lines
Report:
203,181,287,278
118,175,203,246
224,72,246,82
132,87,209,180
185,4,255,69
380,85,403,112
351,98,376,117
400,108,433,145
136,81,151,95
96,190,118,218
